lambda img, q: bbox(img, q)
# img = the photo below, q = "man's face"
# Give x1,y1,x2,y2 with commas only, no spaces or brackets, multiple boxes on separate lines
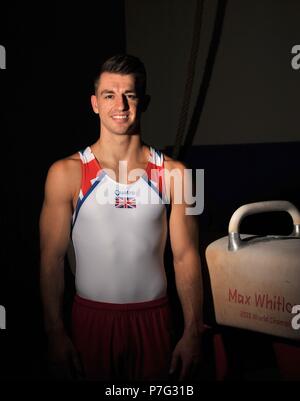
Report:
91,72,144,136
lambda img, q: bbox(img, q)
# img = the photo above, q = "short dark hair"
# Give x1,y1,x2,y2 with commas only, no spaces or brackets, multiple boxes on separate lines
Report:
94,54,147,95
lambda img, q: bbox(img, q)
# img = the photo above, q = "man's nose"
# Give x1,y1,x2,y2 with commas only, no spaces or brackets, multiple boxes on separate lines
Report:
116,95,129,110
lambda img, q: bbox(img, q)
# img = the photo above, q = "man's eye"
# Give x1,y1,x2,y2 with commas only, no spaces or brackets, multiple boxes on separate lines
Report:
127,94,137,99
104,95,114,99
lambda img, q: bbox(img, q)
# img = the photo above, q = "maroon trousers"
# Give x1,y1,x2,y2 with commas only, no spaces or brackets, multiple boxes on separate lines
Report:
72,294,174,381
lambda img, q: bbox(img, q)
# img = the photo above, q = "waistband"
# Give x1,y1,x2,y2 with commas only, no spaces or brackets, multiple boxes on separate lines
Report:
74,294,169,311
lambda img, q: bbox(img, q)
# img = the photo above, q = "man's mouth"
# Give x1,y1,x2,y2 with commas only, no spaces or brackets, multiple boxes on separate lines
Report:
112,114,129,121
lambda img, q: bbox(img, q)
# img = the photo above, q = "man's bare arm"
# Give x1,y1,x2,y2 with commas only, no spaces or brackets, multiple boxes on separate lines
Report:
167,160,204,380
40,161,71,332
39,159,82,377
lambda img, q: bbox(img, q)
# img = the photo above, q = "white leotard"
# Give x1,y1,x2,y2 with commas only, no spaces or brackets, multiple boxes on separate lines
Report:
71,146,169,303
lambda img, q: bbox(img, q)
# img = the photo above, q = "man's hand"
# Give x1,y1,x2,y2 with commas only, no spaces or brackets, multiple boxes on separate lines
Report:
169,331,203,381
47,329,84,380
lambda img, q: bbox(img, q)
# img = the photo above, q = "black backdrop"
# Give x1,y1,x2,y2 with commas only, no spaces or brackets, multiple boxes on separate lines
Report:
0,1,126,379
0,1,300,381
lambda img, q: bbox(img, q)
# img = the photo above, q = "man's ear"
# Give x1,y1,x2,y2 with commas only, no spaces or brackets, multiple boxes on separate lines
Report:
91,95,99,114
140,94,151,112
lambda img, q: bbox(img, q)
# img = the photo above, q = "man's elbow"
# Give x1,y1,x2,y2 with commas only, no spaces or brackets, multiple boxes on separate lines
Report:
173,248,201,270
40,252,65,272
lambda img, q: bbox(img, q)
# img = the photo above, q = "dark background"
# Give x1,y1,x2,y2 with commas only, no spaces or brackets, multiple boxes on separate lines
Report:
0,0,299,380
0,1,127,379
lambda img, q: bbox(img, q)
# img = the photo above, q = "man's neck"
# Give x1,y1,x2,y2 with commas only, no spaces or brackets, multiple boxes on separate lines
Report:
93,132,146,165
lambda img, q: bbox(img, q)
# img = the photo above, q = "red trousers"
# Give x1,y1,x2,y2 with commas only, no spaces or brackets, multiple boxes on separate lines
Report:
72,294,174,381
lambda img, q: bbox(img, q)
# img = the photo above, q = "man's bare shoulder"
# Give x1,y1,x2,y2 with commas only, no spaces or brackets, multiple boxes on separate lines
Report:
48,152,81,178
163,154,187,172
45,152,82,200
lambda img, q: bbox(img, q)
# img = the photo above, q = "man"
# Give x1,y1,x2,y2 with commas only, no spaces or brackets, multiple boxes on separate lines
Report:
40,54,204,381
